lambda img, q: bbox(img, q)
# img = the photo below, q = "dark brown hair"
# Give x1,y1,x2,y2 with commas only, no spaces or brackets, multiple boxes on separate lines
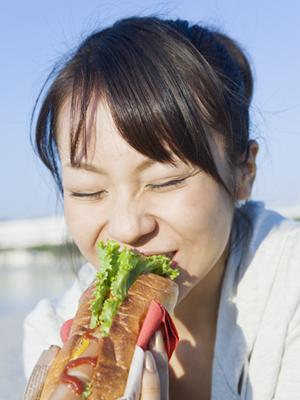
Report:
32,16,254,200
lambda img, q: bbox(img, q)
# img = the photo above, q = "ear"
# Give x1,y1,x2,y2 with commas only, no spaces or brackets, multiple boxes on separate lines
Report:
235,140,259,201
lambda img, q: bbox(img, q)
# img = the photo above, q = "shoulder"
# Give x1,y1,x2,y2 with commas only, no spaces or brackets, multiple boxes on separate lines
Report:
238,200,300,245
237,200,300,280
235,200,300,323
22,262,96,380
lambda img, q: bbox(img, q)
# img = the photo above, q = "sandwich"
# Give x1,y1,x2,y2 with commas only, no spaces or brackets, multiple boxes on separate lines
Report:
36,240,179,400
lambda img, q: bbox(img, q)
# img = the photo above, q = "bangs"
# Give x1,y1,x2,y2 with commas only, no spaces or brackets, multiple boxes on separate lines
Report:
67,19,226,184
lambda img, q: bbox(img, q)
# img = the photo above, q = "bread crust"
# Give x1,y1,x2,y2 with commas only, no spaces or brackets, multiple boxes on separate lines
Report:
40,273,178,400
40,335,80,399
69,283,96,338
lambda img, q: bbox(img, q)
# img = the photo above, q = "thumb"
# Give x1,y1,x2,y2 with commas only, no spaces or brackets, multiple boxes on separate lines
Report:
140,351,160,400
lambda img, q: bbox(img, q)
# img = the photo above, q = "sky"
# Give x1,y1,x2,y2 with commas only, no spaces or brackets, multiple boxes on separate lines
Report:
1,0,299,220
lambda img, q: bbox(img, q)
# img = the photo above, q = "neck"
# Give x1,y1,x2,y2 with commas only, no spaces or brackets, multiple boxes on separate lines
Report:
174,243,229,337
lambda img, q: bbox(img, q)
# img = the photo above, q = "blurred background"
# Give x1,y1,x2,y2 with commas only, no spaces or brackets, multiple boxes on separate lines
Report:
1,0,299,398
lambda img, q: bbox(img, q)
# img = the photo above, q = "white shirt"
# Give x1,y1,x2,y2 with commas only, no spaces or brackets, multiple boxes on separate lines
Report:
23,201,300,399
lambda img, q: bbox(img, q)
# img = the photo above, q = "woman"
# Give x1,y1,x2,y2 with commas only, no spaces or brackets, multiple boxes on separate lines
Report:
23,16,300,399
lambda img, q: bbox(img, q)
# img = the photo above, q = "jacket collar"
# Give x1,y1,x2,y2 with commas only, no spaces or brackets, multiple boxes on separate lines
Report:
212,215,246,399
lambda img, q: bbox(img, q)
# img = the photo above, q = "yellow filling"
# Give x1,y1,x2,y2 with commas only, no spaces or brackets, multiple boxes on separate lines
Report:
70,337,90,360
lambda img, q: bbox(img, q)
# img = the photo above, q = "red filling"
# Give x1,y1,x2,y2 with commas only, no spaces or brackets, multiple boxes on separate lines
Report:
61,356,97,394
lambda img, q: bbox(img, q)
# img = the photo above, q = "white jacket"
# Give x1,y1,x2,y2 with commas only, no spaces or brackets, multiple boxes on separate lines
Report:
23,201,300,399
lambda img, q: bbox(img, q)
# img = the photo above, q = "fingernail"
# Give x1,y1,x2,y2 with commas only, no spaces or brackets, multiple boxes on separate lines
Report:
145,351,156,372
49,345,60,353
154,330,165,353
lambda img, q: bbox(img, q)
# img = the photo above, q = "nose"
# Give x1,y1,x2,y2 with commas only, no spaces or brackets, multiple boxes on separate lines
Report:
106,195,156,245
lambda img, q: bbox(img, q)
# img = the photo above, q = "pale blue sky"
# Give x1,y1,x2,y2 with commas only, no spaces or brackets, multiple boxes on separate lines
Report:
1,0,299,219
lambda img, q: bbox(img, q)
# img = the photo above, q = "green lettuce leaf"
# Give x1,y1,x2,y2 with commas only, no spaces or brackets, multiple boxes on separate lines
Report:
82,382,92,399
89,240,120,328
110,247,141,300
99,297,122,336
129,254,179,283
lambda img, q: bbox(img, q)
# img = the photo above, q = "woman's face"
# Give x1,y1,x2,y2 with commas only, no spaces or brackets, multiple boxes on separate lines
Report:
57,101,235,303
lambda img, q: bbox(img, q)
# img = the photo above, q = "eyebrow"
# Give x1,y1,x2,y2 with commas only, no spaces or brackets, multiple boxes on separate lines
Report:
62,158,159,175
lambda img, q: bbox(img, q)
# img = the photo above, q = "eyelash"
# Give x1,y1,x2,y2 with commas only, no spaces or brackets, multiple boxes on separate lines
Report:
69,177,187,199
147,177,187,190
69,191,106,200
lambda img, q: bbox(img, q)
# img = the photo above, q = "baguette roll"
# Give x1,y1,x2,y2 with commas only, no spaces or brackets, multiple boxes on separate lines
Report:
40,273,178,400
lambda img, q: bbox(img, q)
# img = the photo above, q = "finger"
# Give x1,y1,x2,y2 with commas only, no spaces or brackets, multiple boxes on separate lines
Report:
149,331,169,400
24,346,60,400
140,351,160,400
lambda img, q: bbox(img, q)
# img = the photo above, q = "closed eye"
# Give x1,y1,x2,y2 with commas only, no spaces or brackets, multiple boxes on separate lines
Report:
147,177,187,190
69,191,106,200
147,169,201,191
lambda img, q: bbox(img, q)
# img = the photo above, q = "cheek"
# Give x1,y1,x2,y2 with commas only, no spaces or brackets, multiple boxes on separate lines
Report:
170,184,233,301
159,179,233,241
63,198,103,261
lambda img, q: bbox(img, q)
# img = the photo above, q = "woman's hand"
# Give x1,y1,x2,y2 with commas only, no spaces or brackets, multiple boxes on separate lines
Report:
140,330,169,400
